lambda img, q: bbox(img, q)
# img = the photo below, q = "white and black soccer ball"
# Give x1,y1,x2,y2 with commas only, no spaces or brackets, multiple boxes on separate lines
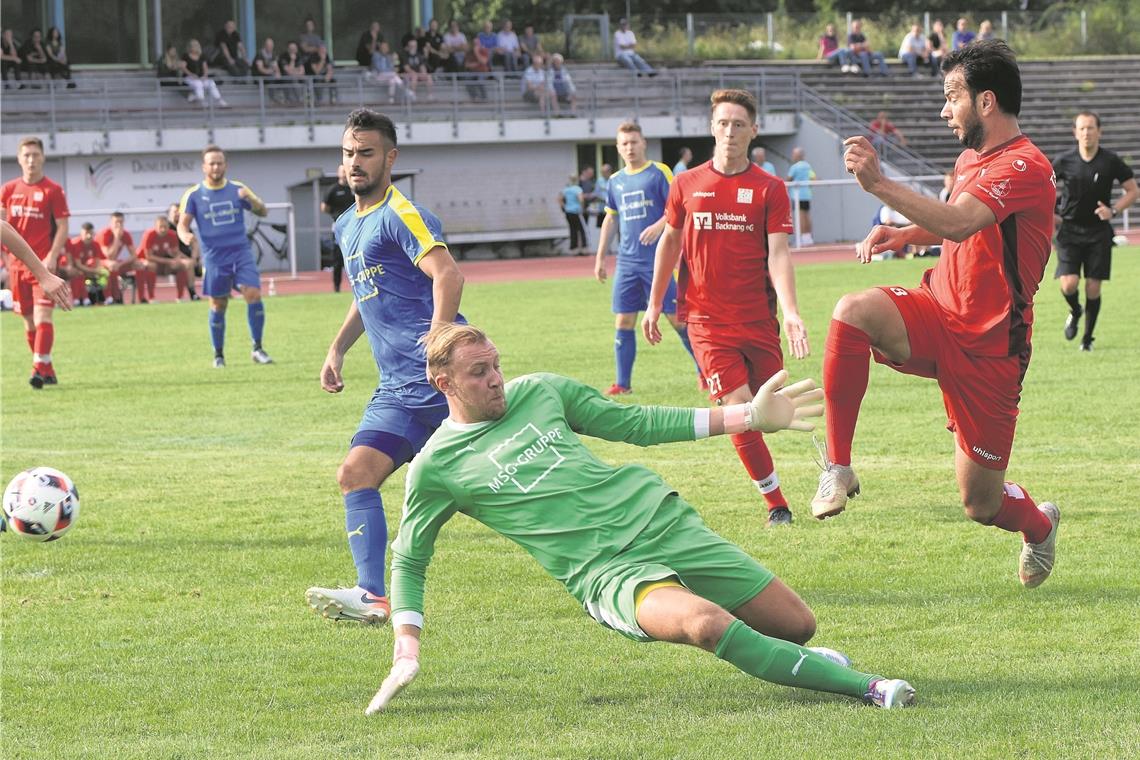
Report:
2,467,80,542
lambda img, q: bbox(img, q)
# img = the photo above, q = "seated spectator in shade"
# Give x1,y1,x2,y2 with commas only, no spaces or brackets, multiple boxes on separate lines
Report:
673,147,692,175
977,20,995,42
183,39,227,107
751,146,776,175
613,18,654,74
869,110,907,148
157,44,185,86
1,29,21,85
19,28,48,81
213,19,249,78
549,53,576,112
952,18,975,50
138,215,193,301
495,19,521,72
399,38,433,100
898,23,935,78
465,27,492,101
420,19,445,73
306,43,336,104
253,37,283,102
846,20,887,77
817,23,852,71
299,17,324,62
369,41,410,103
928,19,947,75
476,21,498,68
519,24,543,69
442,19,468,72
521,54,554,112
98,212,141,304
356,22,383,68
278,40,306,104
44,27,72,84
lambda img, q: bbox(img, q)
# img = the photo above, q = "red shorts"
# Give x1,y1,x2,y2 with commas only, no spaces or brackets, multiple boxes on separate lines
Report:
687,320,783,403
11,268,54,314
875,286,1029,470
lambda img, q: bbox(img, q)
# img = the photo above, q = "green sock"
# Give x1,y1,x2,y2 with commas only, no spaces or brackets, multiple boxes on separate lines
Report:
714,619,875,698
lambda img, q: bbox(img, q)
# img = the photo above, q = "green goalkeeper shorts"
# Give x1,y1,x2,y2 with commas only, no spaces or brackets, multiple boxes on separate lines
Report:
582,494,775,642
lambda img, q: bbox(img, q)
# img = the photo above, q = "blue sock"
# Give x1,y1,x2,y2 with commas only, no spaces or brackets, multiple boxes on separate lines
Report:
209,309,225,354
615,328,636,388
344,488,387,597
674,326,700,371
247,301,265,348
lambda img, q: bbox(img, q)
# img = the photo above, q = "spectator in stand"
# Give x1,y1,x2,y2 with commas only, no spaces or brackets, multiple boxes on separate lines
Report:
253,37,283,103
184,39,228,107
442,19,468,72
614,18,654,75
869,110,907,149
400,26,421,51
785,147,816,246
938,171,955,203
846,20,887,77
166,203,201,300
369,41,409,103
559,174,588,255
466,26,492,101
139,215,194,301
476,21,498,69
521,53,554,112
519,24,543,69
400,38,433,100
898,23,935,78
751,146,776,175
213,20,249,78
818,23,852,72
307,43,336,104
157,44,184,85
495,19,521,72
44,27,72,84
2,29,21,86
549,53,576,113
278,40,306,105
98,212,140,304
299,17,324,63
19,28,47,81
952,18,975,50
928,19,947,76
977,20,995,42
421,19,445,73
673,147,692,175
356,22,383,68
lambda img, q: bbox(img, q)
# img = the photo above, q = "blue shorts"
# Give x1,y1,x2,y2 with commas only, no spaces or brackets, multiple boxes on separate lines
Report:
351,388,450,467
202,247,260,297
613,267,677,315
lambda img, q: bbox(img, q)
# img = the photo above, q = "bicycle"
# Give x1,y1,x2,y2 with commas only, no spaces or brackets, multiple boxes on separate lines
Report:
245,216,289,266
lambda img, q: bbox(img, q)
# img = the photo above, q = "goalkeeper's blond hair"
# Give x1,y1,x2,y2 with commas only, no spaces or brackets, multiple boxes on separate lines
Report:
421,322,489,390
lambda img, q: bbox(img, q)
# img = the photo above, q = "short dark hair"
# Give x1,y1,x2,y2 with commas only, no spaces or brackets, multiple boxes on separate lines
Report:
344,108,398,148
110,211,125,220
81,222,94,232
1074,110,1101,128
941,39,1022,116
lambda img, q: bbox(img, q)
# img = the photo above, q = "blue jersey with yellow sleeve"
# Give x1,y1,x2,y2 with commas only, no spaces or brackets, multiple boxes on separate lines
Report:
178,179,258,255
334,185,465,399
604,161,673,272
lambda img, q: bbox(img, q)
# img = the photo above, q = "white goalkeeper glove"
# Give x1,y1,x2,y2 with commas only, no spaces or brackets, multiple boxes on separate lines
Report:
724,369,824,434
365,633,420,716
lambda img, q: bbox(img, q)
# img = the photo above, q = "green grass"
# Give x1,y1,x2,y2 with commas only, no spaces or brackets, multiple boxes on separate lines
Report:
4,249,1140,759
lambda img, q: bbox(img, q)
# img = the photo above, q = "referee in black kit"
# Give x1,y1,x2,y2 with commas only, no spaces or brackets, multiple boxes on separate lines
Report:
322,164,356,293
1052,111,1137,351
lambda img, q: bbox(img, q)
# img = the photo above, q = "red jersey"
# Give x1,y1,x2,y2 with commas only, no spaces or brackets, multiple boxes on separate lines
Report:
65,236,105,268
664,161,794,324
98,226,137,261
138,228,180,259
1,176,70,270
925,135,1055,356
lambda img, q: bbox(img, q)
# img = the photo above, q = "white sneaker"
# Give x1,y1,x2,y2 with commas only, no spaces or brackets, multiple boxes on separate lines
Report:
802,233,814,246
811,463,860,519
216,98,229,108
305,585,391,625
1019,502,1060,588
866,678,916,709
251,348,273,364
808,646,852,668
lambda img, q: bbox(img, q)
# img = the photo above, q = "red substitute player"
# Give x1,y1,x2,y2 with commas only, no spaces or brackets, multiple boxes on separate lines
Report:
819,40,1060,588
138,215,193,301
643,88,809,528
1,136,71,388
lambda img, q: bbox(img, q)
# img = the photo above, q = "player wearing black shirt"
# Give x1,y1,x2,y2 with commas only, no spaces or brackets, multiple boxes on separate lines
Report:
1052,111,1137,350
321,165,356,292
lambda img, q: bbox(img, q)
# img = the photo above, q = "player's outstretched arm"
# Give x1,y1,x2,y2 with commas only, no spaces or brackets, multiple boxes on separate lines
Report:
1,220,71,310
717,369,824,434
366,626,421,715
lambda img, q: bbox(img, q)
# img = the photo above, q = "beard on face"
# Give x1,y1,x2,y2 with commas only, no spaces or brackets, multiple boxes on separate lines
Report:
958,104,986,151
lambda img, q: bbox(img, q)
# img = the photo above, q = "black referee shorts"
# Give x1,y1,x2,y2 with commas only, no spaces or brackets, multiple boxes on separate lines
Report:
1055,222,1114,280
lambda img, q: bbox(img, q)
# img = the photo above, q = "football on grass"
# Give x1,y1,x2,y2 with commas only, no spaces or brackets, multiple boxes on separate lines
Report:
3,467,80,541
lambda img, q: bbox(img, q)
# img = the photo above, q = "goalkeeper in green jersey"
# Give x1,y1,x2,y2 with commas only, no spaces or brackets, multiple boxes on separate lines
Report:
368,323,915,714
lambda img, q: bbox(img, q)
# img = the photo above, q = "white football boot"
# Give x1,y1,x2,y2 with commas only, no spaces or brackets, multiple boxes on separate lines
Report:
1018,502,1060,588
305,585,390,625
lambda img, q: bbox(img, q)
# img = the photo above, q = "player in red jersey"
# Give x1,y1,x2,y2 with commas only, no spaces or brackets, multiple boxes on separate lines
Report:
3,220,70,309
1,136,71,388
98,211,144,303
643,88,809,528
818,40,1060,588
138,215,193,301
65,222,120,304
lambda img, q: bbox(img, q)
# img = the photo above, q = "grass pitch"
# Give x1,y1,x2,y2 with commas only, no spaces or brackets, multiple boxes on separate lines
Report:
3,249,1139,759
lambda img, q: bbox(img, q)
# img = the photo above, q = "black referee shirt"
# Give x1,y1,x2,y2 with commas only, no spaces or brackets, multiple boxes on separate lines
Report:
324,182,356,222
1052,147,1134,227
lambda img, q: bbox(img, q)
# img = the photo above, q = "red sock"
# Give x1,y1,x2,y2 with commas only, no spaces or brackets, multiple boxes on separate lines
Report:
824,319,872,466
990,482,1051,544
730,431,786,510
34,322,54,356
25,329,36,351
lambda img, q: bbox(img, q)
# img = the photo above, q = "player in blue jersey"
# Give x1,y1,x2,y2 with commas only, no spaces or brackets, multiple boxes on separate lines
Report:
306,108,466,625
594,122,698,396
177,145,273,367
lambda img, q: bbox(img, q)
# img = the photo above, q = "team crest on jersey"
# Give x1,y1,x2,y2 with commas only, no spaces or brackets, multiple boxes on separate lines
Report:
485,423,566,494
1012,159,1027,172
736,188,753,204
989,179,1011,198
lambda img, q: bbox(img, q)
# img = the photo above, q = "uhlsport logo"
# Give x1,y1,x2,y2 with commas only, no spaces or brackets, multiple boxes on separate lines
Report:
485,423,566,493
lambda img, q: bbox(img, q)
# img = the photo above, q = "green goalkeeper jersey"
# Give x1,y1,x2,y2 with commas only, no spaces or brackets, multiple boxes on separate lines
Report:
390,372,698,620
